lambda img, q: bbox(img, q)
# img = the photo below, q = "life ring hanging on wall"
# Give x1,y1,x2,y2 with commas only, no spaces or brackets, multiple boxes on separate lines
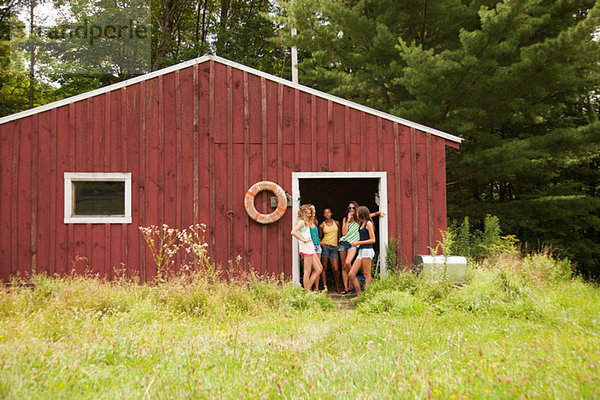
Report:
244,181,287,224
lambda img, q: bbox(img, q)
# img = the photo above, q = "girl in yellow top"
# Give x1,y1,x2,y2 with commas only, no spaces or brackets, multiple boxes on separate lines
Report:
318,208,341,293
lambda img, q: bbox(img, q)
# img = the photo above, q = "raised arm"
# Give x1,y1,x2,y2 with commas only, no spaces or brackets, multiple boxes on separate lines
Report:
369,211,386,218
341,217,349,236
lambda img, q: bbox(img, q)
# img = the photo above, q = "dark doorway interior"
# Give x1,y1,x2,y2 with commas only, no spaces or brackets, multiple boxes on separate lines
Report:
298,178,382,288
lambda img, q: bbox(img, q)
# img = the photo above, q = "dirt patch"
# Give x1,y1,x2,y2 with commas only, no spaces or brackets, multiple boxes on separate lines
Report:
327,292,355,310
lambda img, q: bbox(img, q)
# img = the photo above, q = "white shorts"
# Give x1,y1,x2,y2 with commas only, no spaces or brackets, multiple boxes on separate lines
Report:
357,248,375,260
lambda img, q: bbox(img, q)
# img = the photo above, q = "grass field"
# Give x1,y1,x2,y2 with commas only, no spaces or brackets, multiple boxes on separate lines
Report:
0,252,599,399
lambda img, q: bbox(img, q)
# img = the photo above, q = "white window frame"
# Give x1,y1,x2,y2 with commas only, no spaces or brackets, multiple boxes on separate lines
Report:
64,172,132,224
291,171,389,286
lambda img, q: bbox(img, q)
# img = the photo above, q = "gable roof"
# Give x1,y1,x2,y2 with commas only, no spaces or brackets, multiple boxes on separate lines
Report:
0,55,462,143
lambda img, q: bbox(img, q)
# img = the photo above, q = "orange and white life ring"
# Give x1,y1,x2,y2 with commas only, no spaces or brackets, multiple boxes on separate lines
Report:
244,181,287,224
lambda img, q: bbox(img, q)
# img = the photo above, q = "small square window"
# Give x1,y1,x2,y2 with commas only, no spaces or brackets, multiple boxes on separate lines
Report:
64,173,132,224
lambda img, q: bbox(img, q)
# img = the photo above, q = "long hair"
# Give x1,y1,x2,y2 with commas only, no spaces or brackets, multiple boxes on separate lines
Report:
346,201,360,222
297,204,313,226
306,203,317,225
356,206,372,224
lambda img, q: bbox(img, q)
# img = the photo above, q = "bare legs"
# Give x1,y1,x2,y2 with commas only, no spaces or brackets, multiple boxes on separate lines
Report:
348,257,372,297
320,256,341,292
330,257,341,292
339,251,348,291
302,256,313,290
302,256,322,290
363,258,372,290
319,257,328,291
312,254,324,290
340,248,357,293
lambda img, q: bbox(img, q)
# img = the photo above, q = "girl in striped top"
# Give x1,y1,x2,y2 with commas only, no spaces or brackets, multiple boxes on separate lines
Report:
290,204,323,290
338,201,360,294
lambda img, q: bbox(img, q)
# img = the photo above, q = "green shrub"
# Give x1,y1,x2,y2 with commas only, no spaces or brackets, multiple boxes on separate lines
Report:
11,274,65,312
161,284,209,315
280,286,334,312
222,285,255,313
522,252,572,283
416,280,452,303
368,272,419,294
0,291,16,317
52,278,132,315
30,274,62,301
490,295,543,320
496,271,528,298
480,250,573,286
482,215,502,250
441,266,546,319
357,291,431,315
385,237,400,273
454,216,471,256
249,279,282,309
447,214,518,260
443,273,500,312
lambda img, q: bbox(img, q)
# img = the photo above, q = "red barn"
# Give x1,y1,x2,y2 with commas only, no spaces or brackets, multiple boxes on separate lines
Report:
0,55,462,283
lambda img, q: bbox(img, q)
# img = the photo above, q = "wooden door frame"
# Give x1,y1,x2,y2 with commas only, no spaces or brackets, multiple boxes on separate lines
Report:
291,171,389,286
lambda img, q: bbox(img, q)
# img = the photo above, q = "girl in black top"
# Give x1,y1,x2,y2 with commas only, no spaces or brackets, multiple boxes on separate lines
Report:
348,206,376,297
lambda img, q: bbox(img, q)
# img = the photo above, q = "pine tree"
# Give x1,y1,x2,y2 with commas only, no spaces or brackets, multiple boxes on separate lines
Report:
277,0,600,276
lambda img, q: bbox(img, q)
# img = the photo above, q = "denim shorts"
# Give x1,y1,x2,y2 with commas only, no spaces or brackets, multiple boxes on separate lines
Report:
321,244,339,259
314,244,322,254
357,248,375,260
338,240,357,253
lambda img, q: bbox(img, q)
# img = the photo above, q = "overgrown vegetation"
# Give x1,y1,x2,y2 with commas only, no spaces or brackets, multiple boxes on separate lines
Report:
385,236,400,273
139,223,213,281
0,272,334,320
447,215,520,260
355,250,574,318
1,248,598,398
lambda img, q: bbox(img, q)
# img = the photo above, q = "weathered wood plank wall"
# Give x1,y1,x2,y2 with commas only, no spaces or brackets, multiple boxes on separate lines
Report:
0,60,453,280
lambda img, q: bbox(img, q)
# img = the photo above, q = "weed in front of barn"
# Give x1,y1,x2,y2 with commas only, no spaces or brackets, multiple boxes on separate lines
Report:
0,244,599,398
139,223,214,282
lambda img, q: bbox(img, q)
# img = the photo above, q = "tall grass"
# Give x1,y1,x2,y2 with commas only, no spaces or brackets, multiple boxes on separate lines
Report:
0,250,598,399
0,272,334,319
354,250,577,319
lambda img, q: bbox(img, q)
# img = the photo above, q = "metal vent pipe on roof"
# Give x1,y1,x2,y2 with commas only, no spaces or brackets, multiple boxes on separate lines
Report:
291,27,298,84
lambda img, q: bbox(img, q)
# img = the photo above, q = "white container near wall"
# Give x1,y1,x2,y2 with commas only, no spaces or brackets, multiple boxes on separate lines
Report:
412,255,468,283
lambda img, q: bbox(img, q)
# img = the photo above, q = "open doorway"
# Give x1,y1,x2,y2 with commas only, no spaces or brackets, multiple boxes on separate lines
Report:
291,172,388,286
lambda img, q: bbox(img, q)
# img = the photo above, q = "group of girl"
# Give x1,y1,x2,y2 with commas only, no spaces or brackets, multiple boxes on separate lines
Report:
290,202,384,297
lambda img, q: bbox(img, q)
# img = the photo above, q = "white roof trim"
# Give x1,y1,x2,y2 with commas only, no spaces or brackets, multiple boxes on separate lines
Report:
0,54,462,143
0,55,210,125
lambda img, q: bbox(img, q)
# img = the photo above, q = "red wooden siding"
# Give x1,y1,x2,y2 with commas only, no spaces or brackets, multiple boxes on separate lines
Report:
0,59,456,281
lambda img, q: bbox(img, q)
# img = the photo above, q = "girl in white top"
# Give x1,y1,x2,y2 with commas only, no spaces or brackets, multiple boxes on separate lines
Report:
291,204,323,290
